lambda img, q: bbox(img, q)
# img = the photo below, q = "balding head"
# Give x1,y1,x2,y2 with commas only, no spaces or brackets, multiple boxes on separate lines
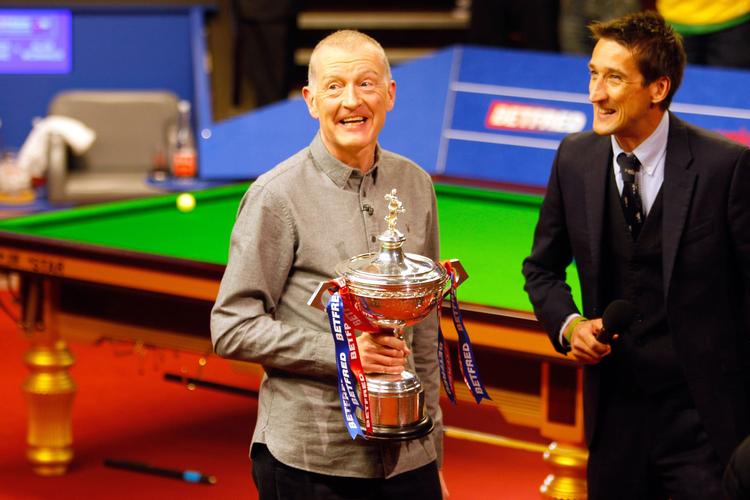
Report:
307,30,392,90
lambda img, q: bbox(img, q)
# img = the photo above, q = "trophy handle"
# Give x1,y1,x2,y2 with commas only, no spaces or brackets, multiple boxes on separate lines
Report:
444,259,469,290
307,259,469,312
307,281,332,312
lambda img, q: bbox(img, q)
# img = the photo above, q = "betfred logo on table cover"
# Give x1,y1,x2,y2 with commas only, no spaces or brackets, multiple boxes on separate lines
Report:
485,101,586,134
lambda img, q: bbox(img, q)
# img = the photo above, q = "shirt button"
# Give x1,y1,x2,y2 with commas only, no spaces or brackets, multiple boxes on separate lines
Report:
371,235,376,243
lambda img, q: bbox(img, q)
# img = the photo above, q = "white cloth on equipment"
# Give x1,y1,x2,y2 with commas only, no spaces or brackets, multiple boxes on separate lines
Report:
17,116,96,178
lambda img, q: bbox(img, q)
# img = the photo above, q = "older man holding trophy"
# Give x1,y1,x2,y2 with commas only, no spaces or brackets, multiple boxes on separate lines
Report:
211,30,493,499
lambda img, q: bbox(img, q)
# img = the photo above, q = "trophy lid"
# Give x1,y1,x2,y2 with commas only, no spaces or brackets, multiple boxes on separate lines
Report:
335,189,446,288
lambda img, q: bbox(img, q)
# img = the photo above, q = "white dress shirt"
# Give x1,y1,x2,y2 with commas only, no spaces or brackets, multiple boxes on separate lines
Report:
611,110,669,216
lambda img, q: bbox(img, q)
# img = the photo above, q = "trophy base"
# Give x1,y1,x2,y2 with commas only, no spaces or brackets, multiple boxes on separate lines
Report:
361,415,434,441
356,371,428,441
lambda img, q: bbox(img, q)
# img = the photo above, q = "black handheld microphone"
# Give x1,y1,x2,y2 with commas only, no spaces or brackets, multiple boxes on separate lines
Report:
596,299,637,344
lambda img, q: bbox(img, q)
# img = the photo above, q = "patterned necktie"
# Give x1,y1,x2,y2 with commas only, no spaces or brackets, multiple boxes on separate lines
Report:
616,152,644,239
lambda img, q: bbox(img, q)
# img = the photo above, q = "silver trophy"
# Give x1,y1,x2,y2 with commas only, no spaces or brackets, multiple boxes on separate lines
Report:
309,189,467,440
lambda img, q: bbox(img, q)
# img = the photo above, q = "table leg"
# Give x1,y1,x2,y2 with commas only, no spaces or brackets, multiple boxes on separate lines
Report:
540,441,589,499
22,277,76,475
539,362,588,499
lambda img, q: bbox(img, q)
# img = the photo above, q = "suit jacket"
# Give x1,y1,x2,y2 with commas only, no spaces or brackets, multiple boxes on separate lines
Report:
522,113,750,464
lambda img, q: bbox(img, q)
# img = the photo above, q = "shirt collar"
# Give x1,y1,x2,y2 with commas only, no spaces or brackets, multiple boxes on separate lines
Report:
611,111,669,177
310,132,380,188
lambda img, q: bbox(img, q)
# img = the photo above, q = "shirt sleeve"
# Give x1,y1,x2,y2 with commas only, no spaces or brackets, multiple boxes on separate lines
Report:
210,183,336,378
409,183,444,467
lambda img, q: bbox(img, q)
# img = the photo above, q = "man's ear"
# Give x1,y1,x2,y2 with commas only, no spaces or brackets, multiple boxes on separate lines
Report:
386,80,396,112
650,76,670,106
302,86,319,119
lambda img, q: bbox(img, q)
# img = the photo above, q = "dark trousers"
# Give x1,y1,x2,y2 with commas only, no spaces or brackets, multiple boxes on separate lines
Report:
251,443,442,500
587,384,724,499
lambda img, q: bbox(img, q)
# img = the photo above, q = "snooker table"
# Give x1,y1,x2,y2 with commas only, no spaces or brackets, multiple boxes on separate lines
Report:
0,182,586,489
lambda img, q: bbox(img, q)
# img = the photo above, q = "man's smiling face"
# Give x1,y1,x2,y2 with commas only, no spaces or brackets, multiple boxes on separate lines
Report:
302,43,395,170
588,38,668,150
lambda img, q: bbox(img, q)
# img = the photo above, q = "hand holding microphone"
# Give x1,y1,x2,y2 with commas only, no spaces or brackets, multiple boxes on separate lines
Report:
567,299,636,364
595,299,637,344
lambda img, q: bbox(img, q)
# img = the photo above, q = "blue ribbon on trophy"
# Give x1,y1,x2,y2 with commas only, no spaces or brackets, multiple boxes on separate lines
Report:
436,290,457,404
441,261,491,404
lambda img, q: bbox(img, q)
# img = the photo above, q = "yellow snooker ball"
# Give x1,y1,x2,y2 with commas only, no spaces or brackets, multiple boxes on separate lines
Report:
176,193,196,212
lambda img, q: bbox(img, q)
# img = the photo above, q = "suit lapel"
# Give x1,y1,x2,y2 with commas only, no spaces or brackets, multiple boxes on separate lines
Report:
662,113,696,298
584,136,613,312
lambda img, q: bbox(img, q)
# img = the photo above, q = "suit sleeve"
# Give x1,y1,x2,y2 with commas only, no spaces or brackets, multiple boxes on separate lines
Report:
522,139,581,353
728,147,750,341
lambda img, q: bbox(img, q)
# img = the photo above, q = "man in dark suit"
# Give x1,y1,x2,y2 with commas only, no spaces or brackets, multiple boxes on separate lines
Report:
522,11,750,499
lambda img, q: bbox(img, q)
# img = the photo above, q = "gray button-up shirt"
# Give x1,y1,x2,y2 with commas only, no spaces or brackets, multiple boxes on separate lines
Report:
211,133,443,478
